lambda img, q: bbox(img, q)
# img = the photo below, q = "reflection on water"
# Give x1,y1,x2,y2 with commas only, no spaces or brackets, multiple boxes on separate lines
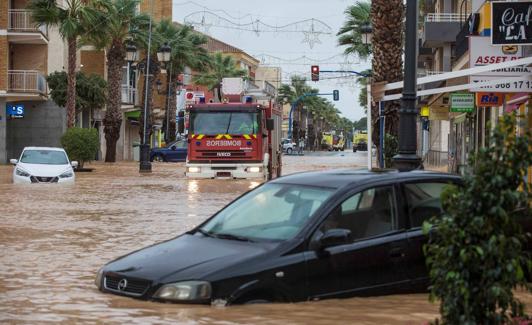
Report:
0,154,530,324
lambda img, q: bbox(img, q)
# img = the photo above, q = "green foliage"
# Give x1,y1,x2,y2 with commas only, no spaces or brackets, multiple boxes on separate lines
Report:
27,0,100,41
423,114,532,324
61,128,100,168
356,69,372,113
384,133,398,168
47,71,107,112
337,1,371,59
193,52,246,101
353,117,367,131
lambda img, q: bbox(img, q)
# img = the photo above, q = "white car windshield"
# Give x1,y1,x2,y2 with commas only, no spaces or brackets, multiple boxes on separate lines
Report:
200,183,335,241
20,150,68,165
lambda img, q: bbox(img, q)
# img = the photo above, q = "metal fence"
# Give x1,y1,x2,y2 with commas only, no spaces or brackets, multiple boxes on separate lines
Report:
8,10,48,35
425,13,468,22
424,149,448,168
8,70,47,94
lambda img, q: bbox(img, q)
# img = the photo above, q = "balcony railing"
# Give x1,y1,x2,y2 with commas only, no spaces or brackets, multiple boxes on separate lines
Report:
425,13,468,22
8,9,48,36
8,70,47,94
121,85,138,105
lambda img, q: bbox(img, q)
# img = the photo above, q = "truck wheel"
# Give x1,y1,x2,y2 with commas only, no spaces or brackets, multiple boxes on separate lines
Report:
286,148,293,155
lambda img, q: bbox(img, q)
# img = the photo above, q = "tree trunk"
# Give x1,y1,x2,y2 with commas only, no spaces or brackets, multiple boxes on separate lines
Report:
103,41,125,162
66,37,77,128
371,0,404,151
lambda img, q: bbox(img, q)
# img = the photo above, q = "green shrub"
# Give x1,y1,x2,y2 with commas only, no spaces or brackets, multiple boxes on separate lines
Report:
384,133,398,168
423,114,531,324
61,128,99,168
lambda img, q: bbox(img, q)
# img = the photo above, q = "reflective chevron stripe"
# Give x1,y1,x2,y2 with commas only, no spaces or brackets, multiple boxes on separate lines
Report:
252,134,257,139
196,134,205,140
243,134,251,140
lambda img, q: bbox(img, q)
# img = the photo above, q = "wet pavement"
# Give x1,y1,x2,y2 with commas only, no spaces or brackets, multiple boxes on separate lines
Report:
0,151,530,324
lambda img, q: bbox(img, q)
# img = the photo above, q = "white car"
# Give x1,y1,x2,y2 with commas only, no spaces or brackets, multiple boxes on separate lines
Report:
10,147,77,184
281,139,296,154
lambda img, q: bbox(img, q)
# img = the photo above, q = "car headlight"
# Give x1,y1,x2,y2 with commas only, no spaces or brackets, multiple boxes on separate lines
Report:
247,167,262,173
187,167,201,173
59,171,74,178
153,281,211,301
15,168,30,177
95,267,104,290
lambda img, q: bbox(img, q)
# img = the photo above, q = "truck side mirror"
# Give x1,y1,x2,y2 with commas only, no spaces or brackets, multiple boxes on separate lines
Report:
266,118,274,131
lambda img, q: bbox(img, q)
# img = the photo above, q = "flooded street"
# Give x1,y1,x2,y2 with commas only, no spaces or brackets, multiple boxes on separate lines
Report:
1,151,530,324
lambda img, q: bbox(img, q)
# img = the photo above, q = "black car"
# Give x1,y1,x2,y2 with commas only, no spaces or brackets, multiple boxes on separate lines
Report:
94,169,531,305
150,139,187,162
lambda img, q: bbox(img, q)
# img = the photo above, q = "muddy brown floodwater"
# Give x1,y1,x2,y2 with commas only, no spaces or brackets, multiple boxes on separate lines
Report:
1,151,530,324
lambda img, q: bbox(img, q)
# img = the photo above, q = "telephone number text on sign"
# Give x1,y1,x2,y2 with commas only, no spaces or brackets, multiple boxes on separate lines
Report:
471,77,532,92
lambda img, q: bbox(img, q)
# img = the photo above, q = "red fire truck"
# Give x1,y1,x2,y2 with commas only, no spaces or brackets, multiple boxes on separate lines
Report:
183,79,282,179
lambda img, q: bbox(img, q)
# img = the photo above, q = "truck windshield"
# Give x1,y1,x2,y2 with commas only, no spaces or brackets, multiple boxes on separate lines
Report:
190,112,259,135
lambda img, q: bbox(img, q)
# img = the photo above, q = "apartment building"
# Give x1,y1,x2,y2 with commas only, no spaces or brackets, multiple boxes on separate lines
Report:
0,0,68,163
419,0,531,181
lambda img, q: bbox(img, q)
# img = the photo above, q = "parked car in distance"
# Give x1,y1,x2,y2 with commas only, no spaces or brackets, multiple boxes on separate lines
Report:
150,140,187,162
11,147,77,184
96,169,531,306
281,138,296,154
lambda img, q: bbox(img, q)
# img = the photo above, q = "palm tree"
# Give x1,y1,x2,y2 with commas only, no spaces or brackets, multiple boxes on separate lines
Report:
337,1,371,59
277,76,317,141
157,21,210,142
88,0,150,162
194,52,247,102
28,0,99,128
338,0,404,155
371,0,404,138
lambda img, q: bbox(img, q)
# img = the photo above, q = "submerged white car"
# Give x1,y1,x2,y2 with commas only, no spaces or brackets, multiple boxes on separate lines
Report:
10,147,77,184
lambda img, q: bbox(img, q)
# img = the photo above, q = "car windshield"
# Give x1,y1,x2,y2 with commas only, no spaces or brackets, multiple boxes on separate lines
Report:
20,150,68,165
190,111,259,135
199,183,335,241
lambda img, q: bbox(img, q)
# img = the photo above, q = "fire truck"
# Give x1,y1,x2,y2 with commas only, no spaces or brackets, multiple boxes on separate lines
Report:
183,78,282,179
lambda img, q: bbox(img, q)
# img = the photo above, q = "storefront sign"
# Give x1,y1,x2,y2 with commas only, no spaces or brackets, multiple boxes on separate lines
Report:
476,92,504,106
469,36,530,92
429,106,450,121
6,104,24,117
491,1,532,45
420,106,430,117
450,93,475,113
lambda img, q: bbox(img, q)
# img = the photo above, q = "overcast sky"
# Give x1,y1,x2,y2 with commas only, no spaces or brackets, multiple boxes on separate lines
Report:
172,0,370,122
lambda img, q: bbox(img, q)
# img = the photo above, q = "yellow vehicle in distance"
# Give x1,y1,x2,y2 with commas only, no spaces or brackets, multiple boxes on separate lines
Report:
353,130,368,152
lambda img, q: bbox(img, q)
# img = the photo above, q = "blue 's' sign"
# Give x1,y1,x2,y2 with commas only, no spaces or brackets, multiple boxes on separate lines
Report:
7,104,24,116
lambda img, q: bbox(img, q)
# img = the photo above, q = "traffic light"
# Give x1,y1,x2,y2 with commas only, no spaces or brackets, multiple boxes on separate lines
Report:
311,65,319,81
333,90,339,101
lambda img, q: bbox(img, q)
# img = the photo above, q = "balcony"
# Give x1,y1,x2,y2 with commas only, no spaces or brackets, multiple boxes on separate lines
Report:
8,70,47,95
121,85,139,105
422,13,467,48
8,9,48,44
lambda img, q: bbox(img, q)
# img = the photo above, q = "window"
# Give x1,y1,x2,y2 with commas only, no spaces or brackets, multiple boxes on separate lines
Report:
404,182,448,228
20,150,68,165
319,186,396,241
200,183,334,241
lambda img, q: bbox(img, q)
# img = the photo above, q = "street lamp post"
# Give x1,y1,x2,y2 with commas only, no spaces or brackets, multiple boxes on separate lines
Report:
392,0,422,171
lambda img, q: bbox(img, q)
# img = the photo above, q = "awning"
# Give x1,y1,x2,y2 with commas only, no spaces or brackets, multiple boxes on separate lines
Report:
125,110,140,119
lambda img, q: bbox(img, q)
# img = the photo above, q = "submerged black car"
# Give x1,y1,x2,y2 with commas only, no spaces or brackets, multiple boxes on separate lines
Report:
95,169,529,305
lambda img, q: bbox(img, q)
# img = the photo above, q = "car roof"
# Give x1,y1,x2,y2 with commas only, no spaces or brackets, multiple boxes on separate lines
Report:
23,146,65,152
271,168,461,189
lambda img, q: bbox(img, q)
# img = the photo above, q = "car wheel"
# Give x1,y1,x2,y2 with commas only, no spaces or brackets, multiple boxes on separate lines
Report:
152,155,165,162
353,148,357,152
286,148,293,155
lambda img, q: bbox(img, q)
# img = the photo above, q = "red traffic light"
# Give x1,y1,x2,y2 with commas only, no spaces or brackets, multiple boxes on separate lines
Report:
311,65,319,81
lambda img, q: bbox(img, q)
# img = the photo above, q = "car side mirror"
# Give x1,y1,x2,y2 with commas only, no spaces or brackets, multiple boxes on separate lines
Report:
318,229,352,250
71,161,78,168
171,145,177,151
9,159,18,165
266,118,274,131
